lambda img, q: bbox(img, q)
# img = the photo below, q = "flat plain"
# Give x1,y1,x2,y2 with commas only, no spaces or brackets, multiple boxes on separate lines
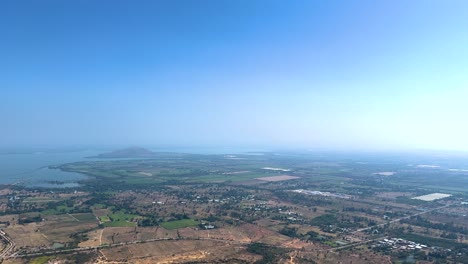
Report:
1,151,468,263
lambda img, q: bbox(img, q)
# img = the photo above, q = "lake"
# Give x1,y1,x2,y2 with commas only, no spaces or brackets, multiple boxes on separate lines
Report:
0,149,101,188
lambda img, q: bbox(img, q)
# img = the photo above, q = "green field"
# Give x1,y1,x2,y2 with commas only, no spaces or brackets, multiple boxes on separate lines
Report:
92,203,107,209
100,210,140,227
57,154,296,185
30,256,54,264
41,205,76,215
103,220,137,227
160,219,199,229
99,215,111,222
108,211,139,222
70,213,97,222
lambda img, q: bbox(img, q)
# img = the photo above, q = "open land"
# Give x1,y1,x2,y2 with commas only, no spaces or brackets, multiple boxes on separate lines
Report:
255,175,301,182
412,193,452,201
0,150,468,263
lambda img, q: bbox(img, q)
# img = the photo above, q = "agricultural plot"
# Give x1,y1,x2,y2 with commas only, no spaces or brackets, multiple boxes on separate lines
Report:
39,213,99,242
103,220,136,227
94,210,141,227
160,219,198,229
100,227,178,244
4,223,50,248
22,197,61,203
70,213,97,221
100,240,239,263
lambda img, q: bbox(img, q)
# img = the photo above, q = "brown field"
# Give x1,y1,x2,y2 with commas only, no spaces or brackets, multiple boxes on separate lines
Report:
178,226,251,243
98,223,291,246
255,175,301,182
178,223,292,246
100,239,259,263
79,228,103,247
4,223,50,248
39,213,98,243
92,208,110,218
0,215,17,224
2,258,25,264
3,212,99,249
100,227,179,244
375,191,412,199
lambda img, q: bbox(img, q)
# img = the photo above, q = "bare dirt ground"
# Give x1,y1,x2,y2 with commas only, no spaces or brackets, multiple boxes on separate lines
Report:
2,258,25,264
178,226,251,243
238,223,291,245
3,212,99,249
375,191,411,199
0,215,17,224
98,223,290,246
79,228,103,247
4,223,50,248
100,227,179,244
99,239,253,263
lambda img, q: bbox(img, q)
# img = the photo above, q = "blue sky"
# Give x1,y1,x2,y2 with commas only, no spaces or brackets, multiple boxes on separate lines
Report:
1,0,468,151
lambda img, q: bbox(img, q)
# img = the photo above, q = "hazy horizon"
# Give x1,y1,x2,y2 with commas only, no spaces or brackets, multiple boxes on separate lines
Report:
2,1,468,151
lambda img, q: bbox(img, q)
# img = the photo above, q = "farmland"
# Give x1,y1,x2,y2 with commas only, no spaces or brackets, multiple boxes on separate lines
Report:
0,150,468,263
160,219,199,230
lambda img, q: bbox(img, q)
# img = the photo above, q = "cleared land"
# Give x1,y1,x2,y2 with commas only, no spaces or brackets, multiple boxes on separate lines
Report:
255,175,300,182
412,193,452,201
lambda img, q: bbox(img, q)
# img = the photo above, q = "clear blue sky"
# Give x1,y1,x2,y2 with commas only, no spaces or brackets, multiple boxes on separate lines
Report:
1,0,468,151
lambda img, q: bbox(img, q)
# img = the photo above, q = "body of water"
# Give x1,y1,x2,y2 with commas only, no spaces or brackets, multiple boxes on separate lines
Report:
0,146,270,188
0,149,101,188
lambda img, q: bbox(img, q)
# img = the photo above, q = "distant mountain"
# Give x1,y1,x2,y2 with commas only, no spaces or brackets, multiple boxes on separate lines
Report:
90,147,157,158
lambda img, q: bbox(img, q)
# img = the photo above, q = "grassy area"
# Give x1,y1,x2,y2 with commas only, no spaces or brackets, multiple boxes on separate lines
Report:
324,241,338,247
160,219,199,229
108,211,139,222
41,205,75,215
99,215,111,222
99,210,140,227
30,256,53,264
92,203,107,209
70,213,97,222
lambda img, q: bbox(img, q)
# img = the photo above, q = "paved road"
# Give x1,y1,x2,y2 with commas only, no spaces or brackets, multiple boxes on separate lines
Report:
354,203,452,233
0,230,15,258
